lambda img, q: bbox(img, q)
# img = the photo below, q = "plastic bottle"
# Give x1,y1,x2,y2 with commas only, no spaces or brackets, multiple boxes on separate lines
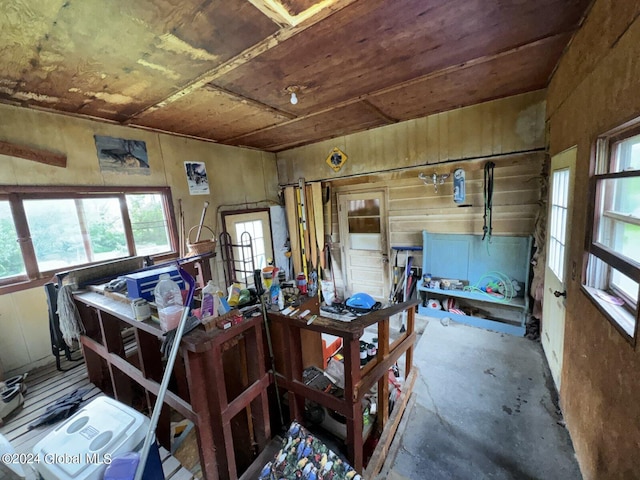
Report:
296,272,307,295
227,282,241,307
201,281,217,319
270,283,281,309
154,274,184,332
277,289,285,310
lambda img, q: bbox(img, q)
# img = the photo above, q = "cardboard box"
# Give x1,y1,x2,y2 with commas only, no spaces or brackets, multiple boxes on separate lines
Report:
124,265,185,301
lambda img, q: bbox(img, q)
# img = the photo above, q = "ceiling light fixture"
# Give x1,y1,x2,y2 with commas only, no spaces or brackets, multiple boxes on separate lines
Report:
285,85,302,105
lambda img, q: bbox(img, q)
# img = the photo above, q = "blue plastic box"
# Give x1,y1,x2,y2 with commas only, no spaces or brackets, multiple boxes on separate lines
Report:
124,266,185,301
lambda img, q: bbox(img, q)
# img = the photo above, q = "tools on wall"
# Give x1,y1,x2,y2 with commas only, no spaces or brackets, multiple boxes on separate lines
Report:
284,178,326,301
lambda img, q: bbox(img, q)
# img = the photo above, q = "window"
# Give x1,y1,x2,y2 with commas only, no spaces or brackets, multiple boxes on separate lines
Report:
549,168,570,281
0,187,176,291
585,124,640,345
222,210,274,289
234,220,267,277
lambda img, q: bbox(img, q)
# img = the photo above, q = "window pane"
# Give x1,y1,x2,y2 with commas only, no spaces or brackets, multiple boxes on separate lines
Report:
81,198,128,262
347,199,380,217
126,194,171,256
596,176,640,264
0,200,26,279
24,199,88,271
348,217,381,233
612,133,640,172
235,220,267,281
548,169,569,280
611,267,639,304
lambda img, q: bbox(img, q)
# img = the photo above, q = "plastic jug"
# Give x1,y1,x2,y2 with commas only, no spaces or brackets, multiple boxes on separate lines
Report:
154,274,184,332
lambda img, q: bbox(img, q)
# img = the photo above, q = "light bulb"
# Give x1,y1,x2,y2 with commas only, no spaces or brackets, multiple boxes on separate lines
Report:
290,92,298,105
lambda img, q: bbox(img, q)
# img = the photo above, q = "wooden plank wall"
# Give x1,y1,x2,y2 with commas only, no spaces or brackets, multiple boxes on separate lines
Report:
277,91,547,297
276,90,546,185
324,153,544,294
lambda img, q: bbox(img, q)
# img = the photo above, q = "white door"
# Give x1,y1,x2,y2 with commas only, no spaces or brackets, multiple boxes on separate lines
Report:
542,147,576,392
224,210,274,287
337,191,388,300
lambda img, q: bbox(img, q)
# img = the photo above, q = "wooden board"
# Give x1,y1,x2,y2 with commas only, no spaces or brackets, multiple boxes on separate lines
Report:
305,184,318,269
284,186,303,275
311,182,325,269
364,366,418,479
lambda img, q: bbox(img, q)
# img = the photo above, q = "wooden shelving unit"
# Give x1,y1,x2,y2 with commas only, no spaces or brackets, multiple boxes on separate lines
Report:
268,296,419,475
74,290,271,480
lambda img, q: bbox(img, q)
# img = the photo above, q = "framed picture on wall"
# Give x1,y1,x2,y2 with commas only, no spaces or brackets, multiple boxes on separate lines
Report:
94,135,150,174
184,161,210,195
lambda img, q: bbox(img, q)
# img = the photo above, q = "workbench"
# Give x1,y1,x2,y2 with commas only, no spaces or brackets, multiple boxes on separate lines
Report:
267,296,419,476
73,290,271,480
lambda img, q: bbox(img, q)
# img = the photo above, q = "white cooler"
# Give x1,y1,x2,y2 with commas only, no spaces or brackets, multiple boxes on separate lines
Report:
32,396,149,480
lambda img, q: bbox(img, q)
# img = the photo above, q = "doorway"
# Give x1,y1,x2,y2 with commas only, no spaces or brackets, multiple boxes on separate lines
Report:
542,147,576,391
222,209,274,287
337,190,389,300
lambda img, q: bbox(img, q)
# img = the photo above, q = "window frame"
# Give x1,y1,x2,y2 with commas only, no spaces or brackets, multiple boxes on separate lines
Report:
0,185,178,294
584,121,640,346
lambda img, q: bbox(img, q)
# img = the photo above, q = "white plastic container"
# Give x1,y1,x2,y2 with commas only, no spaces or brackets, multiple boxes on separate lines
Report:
200,281,217,318
154,273,184,332
32,396,149,480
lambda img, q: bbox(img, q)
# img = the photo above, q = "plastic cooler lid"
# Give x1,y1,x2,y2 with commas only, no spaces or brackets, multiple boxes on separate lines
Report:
33,396,148,478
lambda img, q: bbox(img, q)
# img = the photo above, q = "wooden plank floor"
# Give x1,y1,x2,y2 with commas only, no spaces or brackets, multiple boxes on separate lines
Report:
1,356,196,480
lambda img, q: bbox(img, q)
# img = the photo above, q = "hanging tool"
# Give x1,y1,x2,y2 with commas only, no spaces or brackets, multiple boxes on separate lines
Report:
134,263,196,480
482,162,495,242
195,200,210,243
297,178,309,281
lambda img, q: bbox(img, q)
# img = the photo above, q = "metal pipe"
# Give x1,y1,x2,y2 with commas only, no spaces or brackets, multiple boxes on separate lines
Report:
134,264,196,480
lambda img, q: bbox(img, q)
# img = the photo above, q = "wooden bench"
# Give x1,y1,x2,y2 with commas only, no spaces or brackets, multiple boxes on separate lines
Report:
417,232,533,336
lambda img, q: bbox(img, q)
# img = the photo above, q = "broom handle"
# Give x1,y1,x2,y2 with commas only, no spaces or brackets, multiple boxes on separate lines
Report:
195,201,209,243
135,264,195,480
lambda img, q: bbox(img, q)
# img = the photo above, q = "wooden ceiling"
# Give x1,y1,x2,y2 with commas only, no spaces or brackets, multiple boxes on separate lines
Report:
0,0,591,152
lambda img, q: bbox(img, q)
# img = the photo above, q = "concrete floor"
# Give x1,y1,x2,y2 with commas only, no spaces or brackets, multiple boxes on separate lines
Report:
381,318,582,480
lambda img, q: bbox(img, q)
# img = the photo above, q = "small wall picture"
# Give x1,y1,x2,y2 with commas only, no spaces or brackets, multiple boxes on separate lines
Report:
94,135,150,174
184,161,210,195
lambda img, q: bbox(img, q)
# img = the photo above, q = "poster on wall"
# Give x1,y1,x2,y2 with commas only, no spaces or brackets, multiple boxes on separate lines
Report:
184,161,210,195
94,135,150,174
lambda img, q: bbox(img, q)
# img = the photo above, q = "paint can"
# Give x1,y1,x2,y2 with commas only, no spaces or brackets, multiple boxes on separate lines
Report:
131,298,151,321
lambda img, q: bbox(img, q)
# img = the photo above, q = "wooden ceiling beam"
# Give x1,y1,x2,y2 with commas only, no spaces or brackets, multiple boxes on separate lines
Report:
247,0,294,27
360,100,398,125
0,140,67,168
125,0,358,123
203,84,298,120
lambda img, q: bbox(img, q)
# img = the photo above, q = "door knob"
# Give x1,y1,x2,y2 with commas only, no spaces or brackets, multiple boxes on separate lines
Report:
554,290,567,298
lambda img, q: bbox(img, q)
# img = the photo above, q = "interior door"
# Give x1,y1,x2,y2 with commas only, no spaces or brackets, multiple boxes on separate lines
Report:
337,191,388,300
542,147,576,392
